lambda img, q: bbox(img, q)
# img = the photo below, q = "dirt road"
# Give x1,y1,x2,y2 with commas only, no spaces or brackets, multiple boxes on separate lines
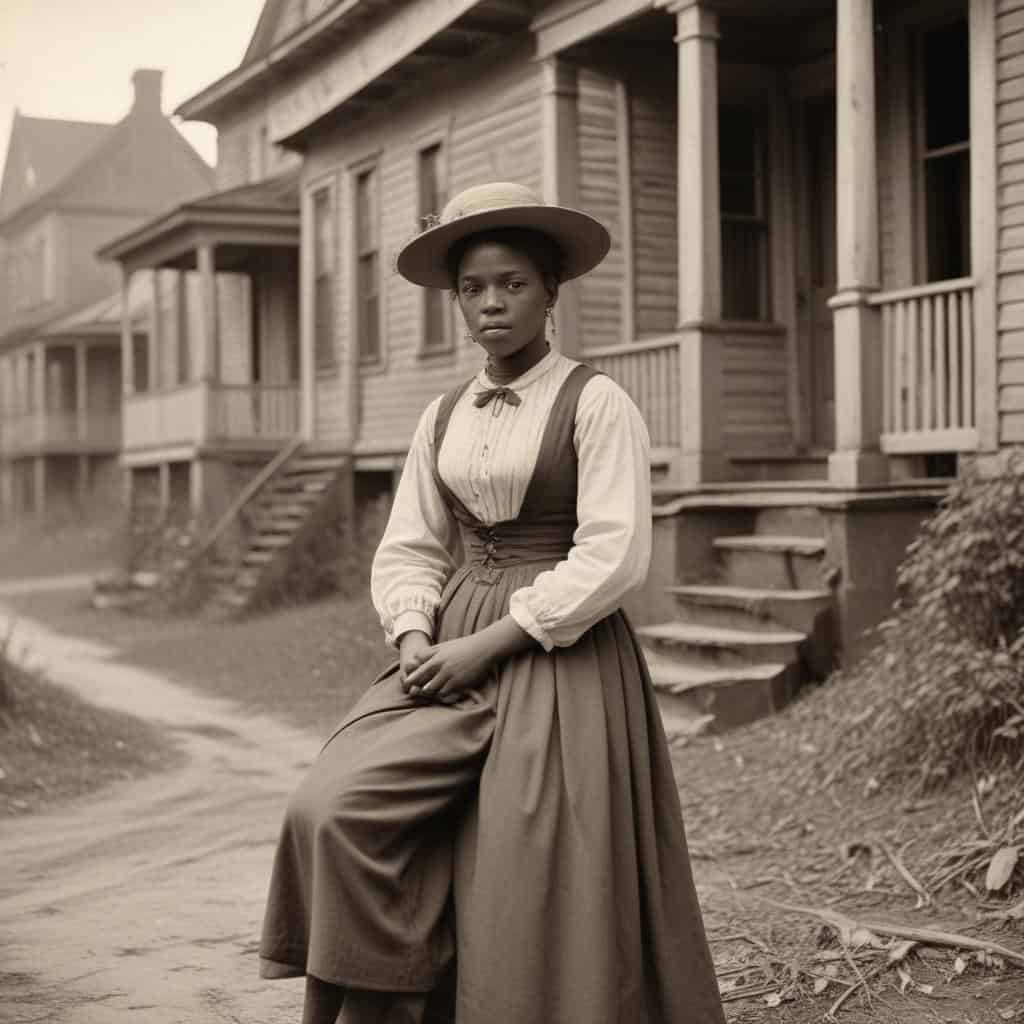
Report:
0,599,317,1023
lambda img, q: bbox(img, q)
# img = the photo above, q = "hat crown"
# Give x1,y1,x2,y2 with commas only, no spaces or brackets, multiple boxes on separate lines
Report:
440,182,546,225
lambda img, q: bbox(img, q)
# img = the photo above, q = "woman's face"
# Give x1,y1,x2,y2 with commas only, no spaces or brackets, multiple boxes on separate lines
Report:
455,240,553,360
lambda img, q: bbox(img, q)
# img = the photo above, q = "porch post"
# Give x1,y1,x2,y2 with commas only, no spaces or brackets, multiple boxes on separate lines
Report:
75,342,88,445
828,0,887,487
148,269,161,392
667,0,727,487
121,269,135,398
196,243,218,442
541,57,581,358
299,192,315,441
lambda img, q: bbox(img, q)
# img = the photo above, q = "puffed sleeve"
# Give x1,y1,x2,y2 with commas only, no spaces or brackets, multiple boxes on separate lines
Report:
507,375,652,650
370,397,458,646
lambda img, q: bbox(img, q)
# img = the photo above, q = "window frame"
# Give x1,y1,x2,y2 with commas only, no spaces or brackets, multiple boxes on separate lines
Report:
350,157,384,370
912,9,972,284
718,100,773,323
308,175,338,375
413,126,454,358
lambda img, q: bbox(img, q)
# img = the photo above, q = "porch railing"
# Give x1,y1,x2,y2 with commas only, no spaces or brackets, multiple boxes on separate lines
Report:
0,411,121,453
870,277,979,454
209,384,300,441
584,336,680,453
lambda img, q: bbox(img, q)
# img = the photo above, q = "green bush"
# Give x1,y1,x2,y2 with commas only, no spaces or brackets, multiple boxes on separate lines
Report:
855,451,1024,787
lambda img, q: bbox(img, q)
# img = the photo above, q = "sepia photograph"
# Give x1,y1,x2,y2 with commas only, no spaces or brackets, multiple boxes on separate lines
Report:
1,0,1023,1021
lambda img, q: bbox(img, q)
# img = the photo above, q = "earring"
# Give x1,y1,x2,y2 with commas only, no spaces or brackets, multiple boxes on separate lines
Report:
545,306,557,336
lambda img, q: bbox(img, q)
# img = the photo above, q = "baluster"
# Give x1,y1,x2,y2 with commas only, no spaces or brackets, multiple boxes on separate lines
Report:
948,292,961,430
921,296,933,431
962,290,974,428
907,298,919,431
894,300,906,434
935,291,947,429
881,304,892,433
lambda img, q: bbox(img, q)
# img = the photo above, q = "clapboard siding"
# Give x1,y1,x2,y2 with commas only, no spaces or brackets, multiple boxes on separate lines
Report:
721,329,792,453
305,44,542,450
998,0,1024,441
578,70,624,349
630,69,678,338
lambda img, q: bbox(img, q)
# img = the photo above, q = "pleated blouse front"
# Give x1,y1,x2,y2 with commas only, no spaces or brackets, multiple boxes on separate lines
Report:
370,349,654,651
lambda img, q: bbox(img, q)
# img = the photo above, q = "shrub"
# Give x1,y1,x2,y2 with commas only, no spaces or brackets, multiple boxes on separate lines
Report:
845,451,1024,787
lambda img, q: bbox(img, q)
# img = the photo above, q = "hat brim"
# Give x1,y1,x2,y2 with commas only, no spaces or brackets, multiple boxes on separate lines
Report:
396,204,611,289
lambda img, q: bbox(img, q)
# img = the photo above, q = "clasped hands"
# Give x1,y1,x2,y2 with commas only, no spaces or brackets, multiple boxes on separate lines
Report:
398,615,535,704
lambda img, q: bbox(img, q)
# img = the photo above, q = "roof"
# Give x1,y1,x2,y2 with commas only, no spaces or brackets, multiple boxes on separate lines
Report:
97,170,301,270
0,113,112,220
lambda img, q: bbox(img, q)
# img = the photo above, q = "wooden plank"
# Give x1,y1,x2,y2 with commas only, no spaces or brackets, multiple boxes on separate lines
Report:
907,296,919,430
949,291,962,429
882,304,893,432
921,295,933,430
963,289,975,427
935,291,948,428
881,427,979,453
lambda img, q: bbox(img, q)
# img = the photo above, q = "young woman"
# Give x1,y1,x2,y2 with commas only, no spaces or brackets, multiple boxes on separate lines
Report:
259,182,725,1024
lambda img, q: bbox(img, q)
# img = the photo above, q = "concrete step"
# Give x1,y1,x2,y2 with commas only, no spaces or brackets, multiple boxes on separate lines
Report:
249,513,306,533
250,534,293,550
644,650,799,731
288,456,347,473
714,535,827,590
636,621,806,668
755,506,824,538
667,583,832,635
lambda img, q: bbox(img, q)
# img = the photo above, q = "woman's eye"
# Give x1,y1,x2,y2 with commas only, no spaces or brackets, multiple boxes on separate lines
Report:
508,280,524,291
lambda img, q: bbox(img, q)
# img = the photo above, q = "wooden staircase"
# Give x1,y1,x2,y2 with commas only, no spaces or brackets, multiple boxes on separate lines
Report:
638,506,837,738
202,447,349,616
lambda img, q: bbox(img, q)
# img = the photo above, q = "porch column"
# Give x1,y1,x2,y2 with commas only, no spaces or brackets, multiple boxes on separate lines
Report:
828,0,887,487
75,342,88,445
196,243,219,442
541,58,581,358
148,269,162,392
667,1,727,487
299,196,315,440
121,269,135,398
33,342,46,427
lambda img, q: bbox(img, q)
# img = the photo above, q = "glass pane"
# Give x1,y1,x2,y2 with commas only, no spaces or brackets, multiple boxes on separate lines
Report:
315,276,334,367
313,188,332,271
924,19,969,151
357,168,378,250
423,290,447,350
721,173,757,217
419,143,443,224
925,150,971,281
722,220,766,321
362,294,380,362
720,107,756,174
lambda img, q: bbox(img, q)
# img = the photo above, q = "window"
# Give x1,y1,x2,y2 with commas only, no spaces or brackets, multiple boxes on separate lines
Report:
418,142,450,353
356,166,381,364
918,17,970,282
719,105,771,321
176,273,192,385
312,185,337,370
132,331,149,394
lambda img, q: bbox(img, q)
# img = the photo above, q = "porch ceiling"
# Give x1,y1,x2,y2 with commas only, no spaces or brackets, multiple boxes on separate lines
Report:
97,173,300,274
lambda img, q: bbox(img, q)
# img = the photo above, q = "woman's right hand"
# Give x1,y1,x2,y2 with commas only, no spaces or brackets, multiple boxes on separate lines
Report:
398,630,433,690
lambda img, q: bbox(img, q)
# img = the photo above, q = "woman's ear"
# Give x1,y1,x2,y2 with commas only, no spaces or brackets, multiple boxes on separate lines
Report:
545,278,560,308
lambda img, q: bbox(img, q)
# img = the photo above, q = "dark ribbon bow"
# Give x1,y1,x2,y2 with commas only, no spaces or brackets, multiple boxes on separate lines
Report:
473,385,521,410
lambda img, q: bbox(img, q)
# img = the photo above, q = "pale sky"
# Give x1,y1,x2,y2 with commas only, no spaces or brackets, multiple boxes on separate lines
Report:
0,0,267,175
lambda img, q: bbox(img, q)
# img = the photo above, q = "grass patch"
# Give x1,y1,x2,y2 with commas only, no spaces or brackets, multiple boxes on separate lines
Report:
0,639,182,816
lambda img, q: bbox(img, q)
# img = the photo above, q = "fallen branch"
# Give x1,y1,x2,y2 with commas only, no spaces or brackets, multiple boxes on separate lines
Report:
870,833,931,907
753,897,1024,968
826,958,890,1021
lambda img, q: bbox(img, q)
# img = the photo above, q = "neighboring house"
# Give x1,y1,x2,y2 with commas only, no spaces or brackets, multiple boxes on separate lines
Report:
0,69,214,520
99,0,1021,721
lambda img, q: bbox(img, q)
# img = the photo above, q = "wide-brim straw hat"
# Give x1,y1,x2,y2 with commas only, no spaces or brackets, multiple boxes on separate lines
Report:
396,181,611,289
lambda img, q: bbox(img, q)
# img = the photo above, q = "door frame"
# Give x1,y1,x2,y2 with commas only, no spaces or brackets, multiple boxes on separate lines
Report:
787,55,836,453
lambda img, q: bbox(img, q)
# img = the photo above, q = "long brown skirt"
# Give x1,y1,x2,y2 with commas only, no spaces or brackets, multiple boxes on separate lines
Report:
259,558,725,1024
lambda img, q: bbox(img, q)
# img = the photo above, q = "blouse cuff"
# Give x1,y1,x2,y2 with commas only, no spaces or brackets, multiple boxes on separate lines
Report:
390,610,434,647
509,592,554,652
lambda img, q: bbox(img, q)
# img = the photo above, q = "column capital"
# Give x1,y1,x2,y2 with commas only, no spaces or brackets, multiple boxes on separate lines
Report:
655,0,719,42
540,56,579,98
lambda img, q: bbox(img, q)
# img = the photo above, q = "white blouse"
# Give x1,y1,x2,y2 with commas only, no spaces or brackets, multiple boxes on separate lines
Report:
370,350,652,652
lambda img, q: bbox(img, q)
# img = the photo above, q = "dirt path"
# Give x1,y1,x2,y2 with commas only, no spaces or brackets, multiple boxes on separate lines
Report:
0,599,316,1023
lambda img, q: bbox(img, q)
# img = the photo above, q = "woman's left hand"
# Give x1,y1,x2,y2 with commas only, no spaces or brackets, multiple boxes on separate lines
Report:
402,633,497,703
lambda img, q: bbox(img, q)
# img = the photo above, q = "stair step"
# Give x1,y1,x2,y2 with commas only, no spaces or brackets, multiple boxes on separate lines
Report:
243,551,276,566
645,651,798,732
714,535,827,590
250,534,293,549
755,507,824,538
667,584,832,634
637,621,805,667
288,456,347,473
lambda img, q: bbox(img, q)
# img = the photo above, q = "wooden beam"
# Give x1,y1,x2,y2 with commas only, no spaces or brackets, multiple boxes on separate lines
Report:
533,0,651,60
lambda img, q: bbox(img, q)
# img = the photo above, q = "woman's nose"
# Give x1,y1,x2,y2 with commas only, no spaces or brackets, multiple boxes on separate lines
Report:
482,287,503,312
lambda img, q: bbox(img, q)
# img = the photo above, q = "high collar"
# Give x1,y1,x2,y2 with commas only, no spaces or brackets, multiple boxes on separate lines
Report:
475,347,563,394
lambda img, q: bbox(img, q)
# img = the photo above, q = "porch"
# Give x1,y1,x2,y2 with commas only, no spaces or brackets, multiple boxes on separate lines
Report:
534,0,997,488
98,173,302,516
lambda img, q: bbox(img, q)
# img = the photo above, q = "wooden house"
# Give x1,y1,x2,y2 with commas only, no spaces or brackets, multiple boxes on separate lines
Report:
0,70,214,520
102,0,1024,724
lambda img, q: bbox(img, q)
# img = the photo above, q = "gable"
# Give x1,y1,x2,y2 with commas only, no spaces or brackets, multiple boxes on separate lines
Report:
53,115,213,213
243,0,337,63
0,115,110,220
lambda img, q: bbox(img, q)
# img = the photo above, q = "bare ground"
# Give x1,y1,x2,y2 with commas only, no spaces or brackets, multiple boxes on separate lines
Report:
0,574,1022,1022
